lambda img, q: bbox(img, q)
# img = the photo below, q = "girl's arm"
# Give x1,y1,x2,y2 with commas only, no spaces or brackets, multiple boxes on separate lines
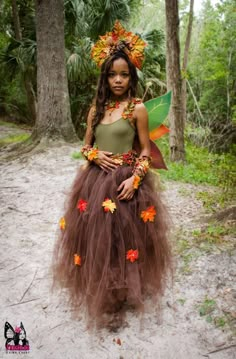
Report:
84,106,95,145
133,103,151,157
117,104,151,201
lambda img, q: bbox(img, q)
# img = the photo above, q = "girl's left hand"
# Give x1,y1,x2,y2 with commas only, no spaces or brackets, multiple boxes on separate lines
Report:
117,175,135,201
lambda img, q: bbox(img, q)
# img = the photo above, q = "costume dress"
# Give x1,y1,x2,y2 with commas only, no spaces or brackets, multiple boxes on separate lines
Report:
52,101,171,326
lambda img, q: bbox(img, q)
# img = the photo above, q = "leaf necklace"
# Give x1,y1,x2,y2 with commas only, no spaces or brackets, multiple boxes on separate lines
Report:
106,98,140,118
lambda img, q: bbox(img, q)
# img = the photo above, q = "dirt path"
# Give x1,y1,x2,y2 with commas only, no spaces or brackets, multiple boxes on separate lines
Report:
0,143,235,359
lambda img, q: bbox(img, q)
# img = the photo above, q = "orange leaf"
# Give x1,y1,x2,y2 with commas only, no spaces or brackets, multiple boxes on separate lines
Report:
87,148,99,161
74,254,81,266
140,206,156,222
133,175,141,189
59,217,66,230
149,125,170,141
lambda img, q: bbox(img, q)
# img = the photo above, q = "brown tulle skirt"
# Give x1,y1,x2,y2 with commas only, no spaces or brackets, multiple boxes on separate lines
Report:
51,156,172,329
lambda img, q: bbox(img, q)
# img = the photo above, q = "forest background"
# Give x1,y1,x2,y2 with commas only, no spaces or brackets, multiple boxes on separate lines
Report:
0,1,236,355
0,0,235,209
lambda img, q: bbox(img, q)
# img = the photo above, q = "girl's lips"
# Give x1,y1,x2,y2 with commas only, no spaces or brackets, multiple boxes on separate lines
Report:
113,87,123,90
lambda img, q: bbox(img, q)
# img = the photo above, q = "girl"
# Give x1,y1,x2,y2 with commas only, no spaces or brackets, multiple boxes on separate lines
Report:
52,21,171,330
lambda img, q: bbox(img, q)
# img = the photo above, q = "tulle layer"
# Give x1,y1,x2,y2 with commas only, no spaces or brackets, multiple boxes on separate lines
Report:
52,160,172,327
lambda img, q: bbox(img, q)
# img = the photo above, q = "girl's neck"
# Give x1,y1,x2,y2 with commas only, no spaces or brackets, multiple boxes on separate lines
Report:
109,94,130,103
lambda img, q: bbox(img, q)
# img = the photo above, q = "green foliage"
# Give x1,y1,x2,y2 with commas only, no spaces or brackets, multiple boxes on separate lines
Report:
0,0,36,123
186,0,236,150
140,28,166,99
177,298,186,305
192,225,231,245
214,316,226,328
216,148,236,199
199,297,216,317
198,297,235,332
190,222,235,253
130,0,166,32
158,134,235,195
0,120,18,127
0,72,29,121
158,137,218,185
0,133,30,147
84,0,142,41
71,151,83,160
195,191,223,212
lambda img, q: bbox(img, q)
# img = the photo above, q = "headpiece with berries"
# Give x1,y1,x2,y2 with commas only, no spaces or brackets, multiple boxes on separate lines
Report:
91,21,146,70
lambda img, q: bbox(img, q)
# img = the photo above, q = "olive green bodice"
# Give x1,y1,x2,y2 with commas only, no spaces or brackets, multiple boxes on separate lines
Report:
95,118,135,154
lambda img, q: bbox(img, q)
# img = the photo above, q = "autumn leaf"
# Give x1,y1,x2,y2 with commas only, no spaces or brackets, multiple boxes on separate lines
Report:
87,148,99,161
133,175,141,189
140,206,157,222
77,199,88,212
126,249,139,263
59,217,66,230
74,254,81,266
91,21,146,69
102,198,117,213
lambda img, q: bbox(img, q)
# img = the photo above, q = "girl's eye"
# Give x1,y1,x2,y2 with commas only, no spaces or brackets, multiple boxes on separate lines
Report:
108,73,129,78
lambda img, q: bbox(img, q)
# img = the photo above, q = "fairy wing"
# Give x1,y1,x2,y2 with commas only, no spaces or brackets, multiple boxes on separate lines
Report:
133,136,167,170
144,91,171,135
144,91,171,169
149,140,167,169
4,322,15,340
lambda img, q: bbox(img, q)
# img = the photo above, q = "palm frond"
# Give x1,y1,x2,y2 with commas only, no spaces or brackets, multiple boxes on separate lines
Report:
67,38,97,83
0,37,36,78
86,0,131,40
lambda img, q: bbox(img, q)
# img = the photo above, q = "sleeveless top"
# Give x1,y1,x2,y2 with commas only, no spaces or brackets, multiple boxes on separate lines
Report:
94,98,142,155
95,118,135,154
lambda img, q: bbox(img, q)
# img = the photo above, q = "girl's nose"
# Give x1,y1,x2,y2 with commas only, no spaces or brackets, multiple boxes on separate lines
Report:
115,75,122,83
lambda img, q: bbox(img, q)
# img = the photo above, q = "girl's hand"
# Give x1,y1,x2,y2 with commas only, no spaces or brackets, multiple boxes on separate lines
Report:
117,175,135,201
93,151,118,171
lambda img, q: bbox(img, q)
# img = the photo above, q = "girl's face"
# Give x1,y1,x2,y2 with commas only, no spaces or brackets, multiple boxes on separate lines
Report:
107,58,130,98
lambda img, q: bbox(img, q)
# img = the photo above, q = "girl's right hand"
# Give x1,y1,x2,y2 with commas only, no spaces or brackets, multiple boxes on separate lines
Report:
93,151,118,172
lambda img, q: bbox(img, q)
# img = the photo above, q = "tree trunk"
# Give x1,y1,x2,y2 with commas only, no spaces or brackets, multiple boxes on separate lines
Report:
165,0,185,161
33,0,77,143
12,0,22,41
182,0,194,124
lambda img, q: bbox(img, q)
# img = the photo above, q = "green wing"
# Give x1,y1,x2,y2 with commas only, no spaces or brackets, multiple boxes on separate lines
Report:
142,91,172,169
144,91,172,133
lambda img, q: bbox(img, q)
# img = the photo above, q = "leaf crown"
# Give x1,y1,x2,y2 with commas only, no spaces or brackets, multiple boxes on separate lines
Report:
91,20,146,70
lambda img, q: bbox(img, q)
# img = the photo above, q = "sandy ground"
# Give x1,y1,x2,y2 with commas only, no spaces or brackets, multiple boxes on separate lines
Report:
0,141,235,359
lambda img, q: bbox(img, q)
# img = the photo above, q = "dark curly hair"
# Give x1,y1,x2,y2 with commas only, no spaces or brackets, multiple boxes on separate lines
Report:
92,51,138,132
